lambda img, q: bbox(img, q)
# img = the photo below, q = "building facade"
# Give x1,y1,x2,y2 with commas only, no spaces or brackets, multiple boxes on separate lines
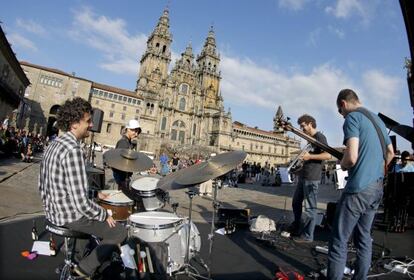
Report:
0,25,30,127
19,9,299,166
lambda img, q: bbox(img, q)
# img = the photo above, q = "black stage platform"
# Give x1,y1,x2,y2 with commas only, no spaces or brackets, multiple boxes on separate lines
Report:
0,215,413,280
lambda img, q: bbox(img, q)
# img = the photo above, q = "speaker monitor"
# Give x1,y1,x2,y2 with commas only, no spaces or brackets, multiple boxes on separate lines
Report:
90,108,104,133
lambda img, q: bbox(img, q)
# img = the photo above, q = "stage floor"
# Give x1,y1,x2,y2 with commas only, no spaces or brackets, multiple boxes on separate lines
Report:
0,215,413,280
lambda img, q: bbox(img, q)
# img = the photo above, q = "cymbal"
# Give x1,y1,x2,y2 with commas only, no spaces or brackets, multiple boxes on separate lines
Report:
174,150,247,185
103,149,153,172
156,168,189,190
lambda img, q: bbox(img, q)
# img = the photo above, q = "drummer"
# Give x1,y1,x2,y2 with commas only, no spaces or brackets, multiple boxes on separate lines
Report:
112,119,141,188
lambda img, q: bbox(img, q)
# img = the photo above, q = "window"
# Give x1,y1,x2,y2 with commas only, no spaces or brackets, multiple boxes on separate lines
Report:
164,98,169,107
171,129,177,141
118,95,122,101
106,123,112,133
135,109,139,114
123,106,127,111
111,103,115,109
192,123,196,136
113,94,118,100
121,113,125,120
104,92,108,98
171,120,186,143
109,111,114,118
161,117,167,131
179,98,186,111
132,99,137,105
128,98,132,103
180,83,189,94
95,100,99,105
137,100,141,105
109,93,113,99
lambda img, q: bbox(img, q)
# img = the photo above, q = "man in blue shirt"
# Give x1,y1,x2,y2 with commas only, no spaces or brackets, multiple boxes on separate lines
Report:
394,151,414,172
327,89,394,279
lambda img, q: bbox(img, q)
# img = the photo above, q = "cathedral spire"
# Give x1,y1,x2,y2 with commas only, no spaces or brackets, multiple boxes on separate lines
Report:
273,105,284,133
149,7,172,41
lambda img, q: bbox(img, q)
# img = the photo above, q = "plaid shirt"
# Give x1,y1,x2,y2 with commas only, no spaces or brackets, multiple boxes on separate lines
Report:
39,131,107,226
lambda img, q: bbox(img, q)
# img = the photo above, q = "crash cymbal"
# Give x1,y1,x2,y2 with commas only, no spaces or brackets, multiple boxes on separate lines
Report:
156,168,189,190
174,150,247,185
103,149,153,172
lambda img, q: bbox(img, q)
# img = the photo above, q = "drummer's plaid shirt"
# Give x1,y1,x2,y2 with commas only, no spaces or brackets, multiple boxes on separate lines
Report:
39,131,107,226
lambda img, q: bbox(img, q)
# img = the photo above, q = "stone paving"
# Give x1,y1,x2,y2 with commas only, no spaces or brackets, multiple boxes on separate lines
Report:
0,152,341,224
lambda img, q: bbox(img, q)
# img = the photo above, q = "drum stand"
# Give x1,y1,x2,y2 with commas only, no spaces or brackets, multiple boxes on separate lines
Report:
206,179,221,279
174,189,210,280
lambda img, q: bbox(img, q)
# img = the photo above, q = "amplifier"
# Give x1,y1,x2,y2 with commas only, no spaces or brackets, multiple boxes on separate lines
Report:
216,207,250,227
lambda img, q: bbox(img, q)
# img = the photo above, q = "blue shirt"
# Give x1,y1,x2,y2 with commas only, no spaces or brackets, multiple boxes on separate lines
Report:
343,109,391,193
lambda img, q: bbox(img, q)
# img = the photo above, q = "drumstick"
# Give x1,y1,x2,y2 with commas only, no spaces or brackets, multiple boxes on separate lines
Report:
136,243,141,272
145,246,154,273
108,190,122,197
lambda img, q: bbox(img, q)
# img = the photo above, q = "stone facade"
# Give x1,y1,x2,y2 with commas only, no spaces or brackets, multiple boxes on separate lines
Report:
0,26,30,126
20,61,91,135
19,8,300,166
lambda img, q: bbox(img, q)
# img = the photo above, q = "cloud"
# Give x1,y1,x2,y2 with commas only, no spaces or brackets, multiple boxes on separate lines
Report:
278,0,308,11
16,18,46,35
324,0,379,25
327,25,345,39
220,53,406,146
7,33,38,51
69,7,148,75
306,28,322,47
360,70,404,116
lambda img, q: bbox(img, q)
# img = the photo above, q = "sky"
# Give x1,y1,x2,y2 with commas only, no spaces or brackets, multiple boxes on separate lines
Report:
2,0,413,151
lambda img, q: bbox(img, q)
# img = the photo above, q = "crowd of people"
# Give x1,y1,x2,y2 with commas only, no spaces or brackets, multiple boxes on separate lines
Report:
0,122,46,162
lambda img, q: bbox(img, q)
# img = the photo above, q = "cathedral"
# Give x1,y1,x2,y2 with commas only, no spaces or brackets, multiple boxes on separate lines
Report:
20,8,299,166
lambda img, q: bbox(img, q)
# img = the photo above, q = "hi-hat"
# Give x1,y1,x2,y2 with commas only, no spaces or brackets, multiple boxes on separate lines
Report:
174,150,247,185
103,149,153,172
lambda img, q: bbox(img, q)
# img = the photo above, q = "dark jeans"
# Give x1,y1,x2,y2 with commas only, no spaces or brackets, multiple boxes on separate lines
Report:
292,178,319,241
327,179,383,280
66,217,127,275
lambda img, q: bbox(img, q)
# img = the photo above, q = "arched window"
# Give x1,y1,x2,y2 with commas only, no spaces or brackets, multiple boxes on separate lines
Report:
179,98,186,111
162,45,167,53
164,98,169,107
171,120,186,144
161,117,167,131
192,123,196,136
179,83,189,94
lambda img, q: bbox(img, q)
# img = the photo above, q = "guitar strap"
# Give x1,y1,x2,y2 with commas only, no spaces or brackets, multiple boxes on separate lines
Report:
355,107,387,161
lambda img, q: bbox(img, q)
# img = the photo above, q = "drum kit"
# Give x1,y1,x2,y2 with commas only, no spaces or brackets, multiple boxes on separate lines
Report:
102,148,247,279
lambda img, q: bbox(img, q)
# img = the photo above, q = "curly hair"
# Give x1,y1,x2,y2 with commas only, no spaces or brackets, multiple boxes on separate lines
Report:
56,98,92,132
297,114,316,128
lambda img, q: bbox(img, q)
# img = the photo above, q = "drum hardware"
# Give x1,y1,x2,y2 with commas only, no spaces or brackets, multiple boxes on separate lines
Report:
174,189,210,280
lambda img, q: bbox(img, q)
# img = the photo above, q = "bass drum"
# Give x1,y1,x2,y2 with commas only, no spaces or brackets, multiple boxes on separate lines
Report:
128,211,201,273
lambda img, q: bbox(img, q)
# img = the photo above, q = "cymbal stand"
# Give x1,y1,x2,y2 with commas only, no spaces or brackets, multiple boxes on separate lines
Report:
207,179,221,279
174,189,210,280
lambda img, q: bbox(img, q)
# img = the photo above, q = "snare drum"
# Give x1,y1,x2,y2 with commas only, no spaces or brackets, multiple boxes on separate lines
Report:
131,177,164,211
128,211,201,272
98,190,134,221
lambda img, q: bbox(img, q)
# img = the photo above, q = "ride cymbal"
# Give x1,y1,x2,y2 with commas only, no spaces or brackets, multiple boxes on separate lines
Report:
103,149,153,172
174,150,247,185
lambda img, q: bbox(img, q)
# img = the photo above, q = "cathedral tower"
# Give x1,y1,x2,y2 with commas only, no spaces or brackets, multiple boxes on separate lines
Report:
196,26,221,109
136,8,172,93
